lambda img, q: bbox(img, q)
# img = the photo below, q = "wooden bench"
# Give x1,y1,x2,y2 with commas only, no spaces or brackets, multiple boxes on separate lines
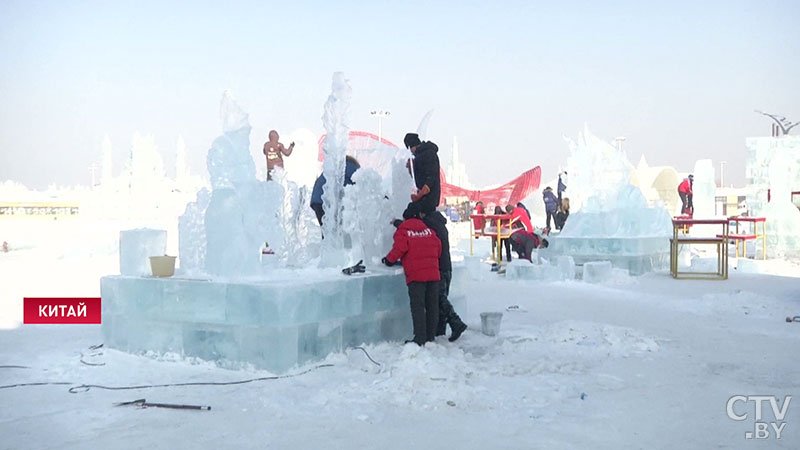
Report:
671,219,729,280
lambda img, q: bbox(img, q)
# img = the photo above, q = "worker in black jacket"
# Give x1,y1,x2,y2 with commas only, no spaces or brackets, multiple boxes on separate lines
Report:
404,133,441,215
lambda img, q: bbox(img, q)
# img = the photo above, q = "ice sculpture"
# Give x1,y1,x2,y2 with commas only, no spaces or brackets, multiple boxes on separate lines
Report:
545,127,672,275
178,187,210,274
319,73,352,268
102,76,458,373
341,168,395,266
179,91,284,278
273,166,321,266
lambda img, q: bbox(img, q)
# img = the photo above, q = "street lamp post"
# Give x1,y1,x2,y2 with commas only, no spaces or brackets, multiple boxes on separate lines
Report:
613,136,626,152
370,110,390,144
88,163,98,189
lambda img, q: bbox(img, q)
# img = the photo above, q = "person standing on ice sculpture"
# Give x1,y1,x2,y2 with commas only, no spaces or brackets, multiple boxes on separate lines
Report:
263,130,294,181
542,186,558,231
557,171,567,207
383,202,441,346
678,174,694,215
404,133,441,214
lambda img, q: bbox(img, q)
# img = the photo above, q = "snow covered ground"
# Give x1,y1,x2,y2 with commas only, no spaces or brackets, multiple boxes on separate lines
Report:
1,222,799,449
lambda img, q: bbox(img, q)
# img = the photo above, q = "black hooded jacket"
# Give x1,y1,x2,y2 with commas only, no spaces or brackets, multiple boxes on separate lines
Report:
423,211,451,273
412,141,441,213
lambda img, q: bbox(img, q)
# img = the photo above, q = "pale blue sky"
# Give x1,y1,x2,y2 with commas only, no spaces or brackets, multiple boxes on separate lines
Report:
1,0,798,189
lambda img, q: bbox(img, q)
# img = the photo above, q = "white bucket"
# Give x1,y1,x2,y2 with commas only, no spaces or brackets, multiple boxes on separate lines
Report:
480,312,504,336
149,255,176,277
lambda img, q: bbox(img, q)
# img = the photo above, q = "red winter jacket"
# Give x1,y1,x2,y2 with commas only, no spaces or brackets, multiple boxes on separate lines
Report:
385,218,441,284
511,206,533,232
472,203,485,231
678,179,692,194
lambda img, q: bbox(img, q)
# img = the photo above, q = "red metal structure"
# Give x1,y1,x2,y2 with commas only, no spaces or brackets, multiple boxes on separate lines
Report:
318,131,542,207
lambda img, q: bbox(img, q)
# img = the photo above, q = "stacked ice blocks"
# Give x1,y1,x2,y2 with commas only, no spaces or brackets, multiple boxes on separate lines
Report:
102,266,466,373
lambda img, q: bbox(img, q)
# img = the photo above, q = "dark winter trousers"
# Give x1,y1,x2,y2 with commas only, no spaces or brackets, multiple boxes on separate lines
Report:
492,237,512,262
407,281,440,345
435,271,463,335
509,232,538,261
679,192,694,214
310,202,324,226
546,211,556,230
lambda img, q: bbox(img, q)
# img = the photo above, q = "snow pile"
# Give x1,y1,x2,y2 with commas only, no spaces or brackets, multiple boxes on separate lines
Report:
530,320,660,357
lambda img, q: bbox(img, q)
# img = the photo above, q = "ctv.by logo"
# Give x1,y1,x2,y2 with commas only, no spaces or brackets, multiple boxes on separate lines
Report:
727,395,792,440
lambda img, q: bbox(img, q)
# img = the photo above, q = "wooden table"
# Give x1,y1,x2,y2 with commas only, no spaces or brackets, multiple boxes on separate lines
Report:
470,214,518,264
725,216,767,259
671,218,729,280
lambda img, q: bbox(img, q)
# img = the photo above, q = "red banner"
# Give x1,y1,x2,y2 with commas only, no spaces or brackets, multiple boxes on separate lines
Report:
23,298,102,324
441,166,542,207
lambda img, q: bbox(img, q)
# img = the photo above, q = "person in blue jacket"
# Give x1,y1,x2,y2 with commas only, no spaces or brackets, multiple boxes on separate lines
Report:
542,186,558,231
310,156,360,225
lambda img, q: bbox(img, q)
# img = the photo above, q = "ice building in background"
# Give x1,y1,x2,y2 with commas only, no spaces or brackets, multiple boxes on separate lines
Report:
545,127,672,275
746,136,800,257
632,156,680,213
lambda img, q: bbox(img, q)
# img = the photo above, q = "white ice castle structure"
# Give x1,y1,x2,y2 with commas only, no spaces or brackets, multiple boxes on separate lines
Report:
101,76,465,372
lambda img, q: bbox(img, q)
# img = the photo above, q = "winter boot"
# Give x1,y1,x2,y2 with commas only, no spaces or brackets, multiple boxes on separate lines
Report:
448,319,467,342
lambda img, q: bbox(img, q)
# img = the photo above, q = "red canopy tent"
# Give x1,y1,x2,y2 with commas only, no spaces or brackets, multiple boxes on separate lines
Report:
318,131,541,206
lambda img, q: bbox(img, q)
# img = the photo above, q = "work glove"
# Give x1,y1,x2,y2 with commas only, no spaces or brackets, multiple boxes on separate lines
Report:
381,257,395,267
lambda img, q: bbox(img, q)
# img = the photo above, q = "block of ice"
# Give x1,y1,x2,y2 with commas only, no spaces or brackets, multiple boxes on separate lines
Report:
505,259,537,280
504,260,562,281
583,261,613,283
557,255,576,280
162,279,227,323
101,266,448,372
736,258,766,274
692,159,716,219
119,228,167,276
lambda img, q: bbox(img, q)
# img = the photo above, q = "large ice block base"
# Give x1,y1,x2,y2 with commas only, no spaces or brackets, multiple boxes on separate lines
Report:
544,236,669,275
102,266,466,373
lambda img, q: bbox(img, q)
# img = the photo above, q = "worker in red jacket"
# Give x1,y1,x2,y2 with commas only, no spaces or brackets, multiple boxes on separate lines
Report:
678,174,694,215
510,204,534,232
383,202,441,346
508,204,545,261
472,201,485,238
